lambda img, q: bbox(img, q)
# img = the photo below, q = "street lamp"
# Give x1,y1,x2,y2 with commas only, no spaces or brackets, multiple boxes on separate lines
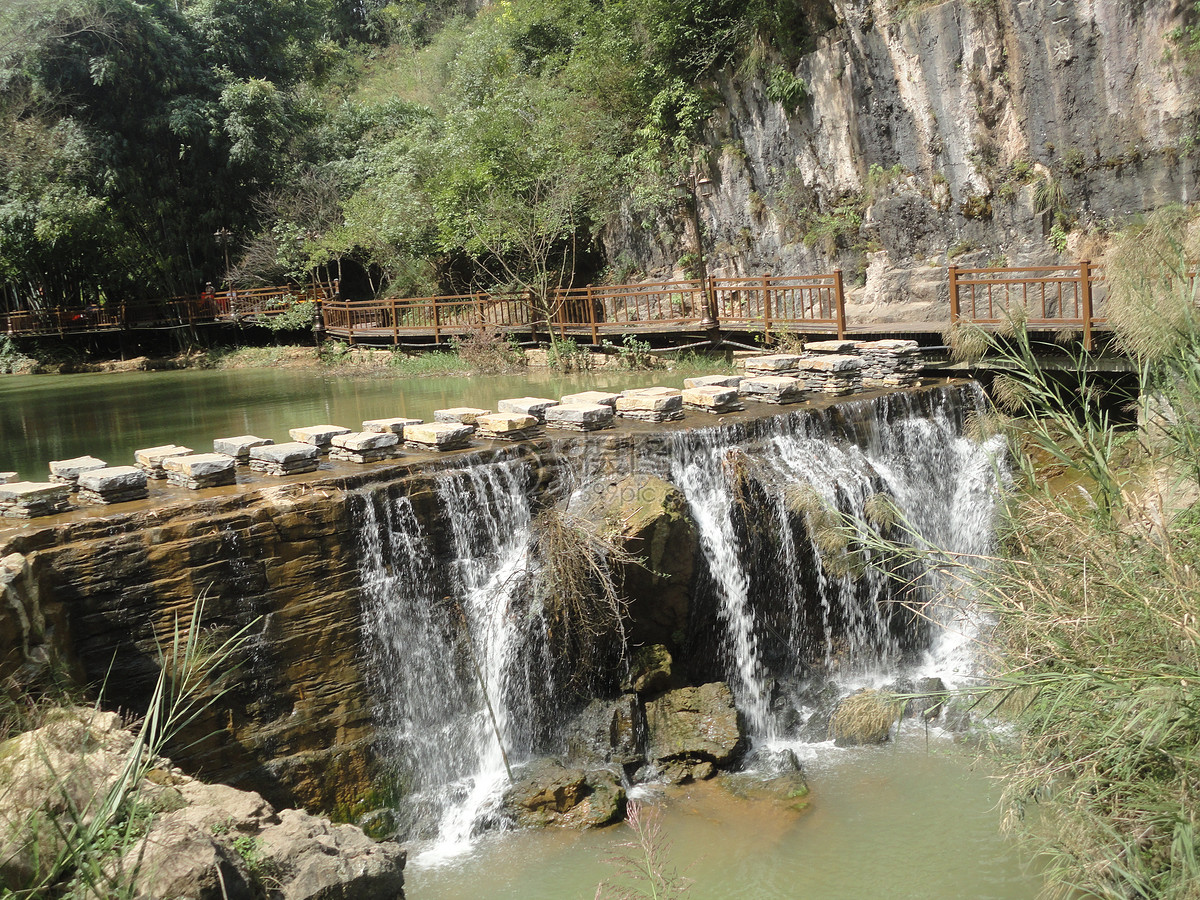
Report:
674,168,718,331
213,228,233,286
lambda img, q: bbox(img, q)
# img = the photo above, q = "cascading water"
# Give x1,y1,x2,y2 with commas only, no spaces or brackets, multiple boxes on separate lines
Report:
666,384,1004,743
358,457,552,857
358,383,1006,851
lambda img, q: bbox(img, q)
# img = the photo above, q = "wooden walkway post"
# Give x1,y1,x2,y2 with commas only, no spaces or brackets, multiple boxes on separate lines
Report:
948,265,960,324
432,297,441,345
587,286,598,345
834,269,846,339
761,274,772,342
1080,259,1094,352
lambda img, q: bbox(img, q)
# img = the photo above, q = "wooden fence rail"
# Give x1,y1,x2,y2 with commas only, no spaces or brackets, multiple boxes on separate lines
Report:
1,284,327,337
5,266,1196,348
949,262,1198,351
320,272,848,344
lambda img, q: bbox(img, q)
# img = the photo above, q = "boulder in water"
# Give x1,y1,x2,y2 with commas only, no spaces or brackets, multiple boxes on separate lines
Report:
500,759,625,829
643,682,746,783
829,689,900,746
565,696,644,770
579,474,696,648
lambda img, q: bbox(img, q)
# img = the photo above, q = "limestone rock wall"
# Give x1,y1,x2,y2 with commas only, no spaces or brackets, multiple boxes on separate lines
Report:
604,0,1199,320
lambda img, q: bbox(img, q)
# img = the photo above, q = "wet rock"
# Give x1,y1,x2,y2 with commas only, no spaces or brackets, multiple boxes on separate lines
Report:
0,481,71,518
887,676,947,721
164,452,238,489
829,689,899,747
545,402,614,432
681,385,743,414
738,375,804,404
742,354,803,375
48,456,107,491
565,696,644,769
433,407,489,426
405,422,474,451
644,683,746,782
134,444,193,479
622,644,676,696
578,475,696,647
719,768,810,812
474,412,541,441
500,759,625,829
559,390,619,408
250,441,320,476
289,426,351,453
683,374,742,389
330,431,402,464
496,397,559,422
361,417,422,435
213,435,273,464
615,388,684,423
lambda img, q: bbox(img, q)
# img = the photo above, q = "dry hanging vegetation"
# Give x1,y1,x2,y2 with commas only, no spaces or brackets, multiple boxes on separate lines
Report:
529,504,639,696
933,208,1200,900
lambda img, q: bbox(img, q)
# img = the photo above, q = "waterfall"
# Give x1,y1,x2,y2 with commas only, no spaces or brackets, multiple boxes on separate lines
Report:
667,384,1004,740
358,457,552,855
358,383,1005,848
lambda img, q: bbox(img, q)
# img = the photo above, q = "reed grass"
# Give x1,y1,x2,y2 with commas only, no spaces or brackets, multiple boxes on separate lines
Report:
0,599,254,898
912,208,1200,900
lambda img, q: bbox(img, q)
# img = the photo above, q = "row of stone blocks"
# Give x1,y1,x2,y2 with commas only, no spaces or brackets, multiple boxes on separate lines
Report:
2,349,927,517
741,340,924,395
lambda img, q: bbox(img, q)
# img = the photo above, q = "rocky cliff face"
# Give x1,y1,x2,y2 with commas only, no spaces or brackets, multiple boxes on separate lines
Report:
604,0,1199,320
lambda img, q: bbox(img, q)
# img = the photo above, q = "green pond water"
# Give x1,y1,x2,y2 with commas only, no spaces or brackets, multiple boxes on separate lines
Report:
409,732,1042,900
0,367,674,480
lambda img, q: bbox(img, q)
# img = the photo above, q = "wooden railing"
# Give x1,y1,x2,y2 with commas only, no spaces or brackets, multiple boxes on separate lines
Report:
6,266,1194,348
949,262,1104,349
1,284,326,336
321,272,848,344
949,263,1197,351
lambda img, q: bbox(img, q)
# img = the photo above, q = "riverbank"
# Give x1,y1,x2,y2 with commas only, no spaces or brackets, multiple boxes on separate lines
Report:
0,340,736,379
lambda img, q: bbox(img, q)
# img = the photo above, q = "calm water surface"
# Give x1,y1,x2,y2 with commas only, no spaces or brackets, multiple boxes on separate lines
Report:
0,368,673,479
409,732,1042,900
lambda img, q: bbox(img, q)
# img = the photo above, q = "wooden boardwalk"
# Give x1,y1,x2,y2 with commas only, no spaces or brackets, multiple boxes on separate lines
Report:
4,264,1189,350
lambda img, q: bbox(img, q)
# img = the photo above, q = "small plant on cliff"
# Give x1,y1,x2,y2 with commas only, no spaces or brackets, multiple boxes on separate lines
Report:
595,801,691,900
764,66,808,115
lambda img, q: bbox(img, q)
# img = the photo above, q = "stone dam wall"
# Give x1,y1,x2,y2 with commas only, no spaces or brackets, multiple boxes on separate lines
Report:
0,381,986,822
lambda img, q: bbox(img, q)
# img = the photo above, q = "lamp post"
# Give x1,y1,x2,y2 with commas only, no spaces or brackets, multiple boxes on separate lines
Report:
675,167,718,331
213,228,233,286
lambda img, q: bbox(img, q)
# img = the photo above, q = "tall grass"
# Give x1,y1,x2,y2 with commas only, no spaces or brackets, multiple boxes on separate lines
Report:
0,599,253,898
936,208,1200,900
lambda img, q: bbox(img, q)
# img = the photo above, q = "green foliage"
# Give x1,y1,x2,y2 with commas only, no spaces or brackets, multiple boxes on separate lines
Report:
0,334,34,373
763,65,807,114
260,300,317,332
602,333,654,368
1167,1,1200,72
803,200,863,254
1047,223,1068,253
